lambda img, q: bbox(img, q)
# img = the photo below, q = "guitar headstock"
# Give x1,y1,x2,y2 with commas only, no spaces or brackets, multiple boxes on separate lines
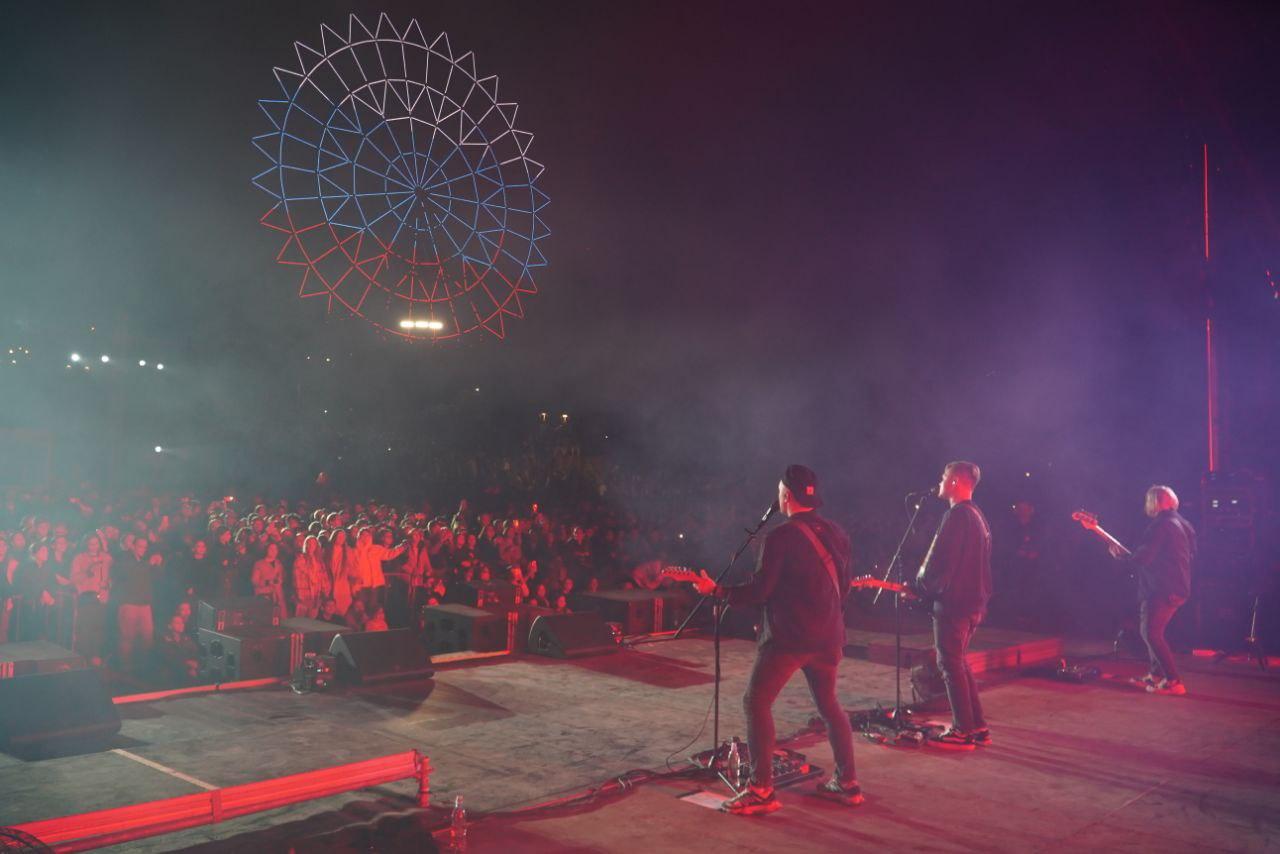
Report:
1071,509,1100,531
661,566,702,583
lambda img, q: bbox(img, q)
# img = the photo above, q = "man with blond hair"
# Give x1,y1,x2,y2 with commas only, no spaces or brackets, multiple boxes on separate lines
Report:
1110,485,1195,696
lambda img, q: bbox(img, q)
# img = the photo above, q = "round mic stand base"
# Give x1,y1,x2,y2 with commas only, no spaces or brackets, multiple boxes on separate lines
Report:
849,704,933,746
850,490,938,748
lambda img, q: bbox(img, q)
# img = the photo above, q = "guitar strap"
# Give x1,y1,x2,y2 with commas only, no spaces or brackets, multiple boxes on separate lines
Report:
793,520,844,601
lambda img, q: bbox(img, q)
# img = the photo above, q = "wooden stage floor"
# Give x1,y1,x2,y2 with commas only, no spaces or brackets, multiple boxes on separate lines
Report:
1,635,1277,852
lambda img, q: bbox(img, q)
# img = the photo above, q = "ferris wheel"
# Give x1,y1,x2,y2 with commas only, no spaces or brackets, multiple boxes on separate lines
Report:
252,14,549,341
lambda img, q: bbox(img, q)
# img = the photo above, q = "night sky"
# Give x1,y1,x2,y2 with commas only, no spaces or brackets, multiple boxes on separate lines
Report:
1,1,1277,518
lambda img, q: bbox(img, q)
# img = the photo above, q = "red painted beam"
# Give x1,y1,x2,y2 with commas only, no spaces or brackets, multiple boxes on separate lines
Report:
14,750,431,852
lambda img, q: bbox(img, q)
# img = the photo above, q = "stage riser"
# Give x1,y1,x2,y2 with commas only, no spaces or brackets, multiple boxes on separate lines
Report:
844,629,1064,675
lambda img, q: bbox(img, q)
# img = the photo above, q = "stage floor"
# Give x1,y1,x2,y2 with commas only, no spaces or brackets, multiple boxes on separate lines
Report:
2,637,1278,852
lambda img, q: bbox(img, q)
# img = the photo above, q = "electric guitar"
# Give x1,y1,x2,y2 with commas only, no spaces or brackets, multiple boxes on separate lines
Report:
849,575,919,600
662,566,713,593
1071,510,1132,556
667,567,922,602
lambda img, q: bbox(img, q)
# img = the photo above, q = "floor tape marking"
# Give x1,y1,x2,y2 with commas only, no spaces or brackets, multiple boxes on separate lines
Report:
112,748,218,791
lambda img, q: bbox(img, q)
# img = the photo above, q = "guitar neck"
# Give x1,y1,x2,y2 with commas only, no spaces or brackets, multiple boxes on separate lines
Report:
1089,526,1131,556
849,576,916,597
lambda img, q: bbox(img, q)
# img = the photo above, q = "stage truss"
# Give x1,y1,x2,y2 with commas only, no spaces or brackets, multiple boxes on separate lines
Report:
252,14,549,341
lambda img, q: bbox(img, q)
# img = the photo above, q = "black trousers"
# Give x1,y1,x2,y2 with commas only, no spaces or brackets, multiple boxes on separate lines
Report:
1140,595,1185,682
743,644,857,789
933,611,986,733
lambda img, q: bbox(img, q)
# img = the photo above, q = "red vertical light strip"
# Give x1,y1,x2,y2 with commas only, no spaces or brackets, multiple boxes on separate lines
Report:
1206,316,1218,472
1203,143,1218,472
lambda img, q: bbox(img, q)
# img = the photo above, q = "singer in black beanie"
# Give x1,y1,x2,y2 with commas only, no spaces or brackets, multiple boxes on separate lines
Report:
690,464,860,815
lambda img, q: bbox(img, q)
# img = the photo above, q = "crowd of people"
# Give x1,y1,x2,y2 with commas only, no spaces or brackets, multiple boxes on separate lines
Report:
0,477,740,686
0,429,1089,691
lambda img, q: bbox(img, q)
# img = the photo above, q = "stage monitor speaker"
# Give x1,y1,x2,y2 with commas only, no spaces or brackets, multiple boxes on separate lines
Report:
197,596,277,632
0,668,120,758
0,641,85,679
328,629,434,684
197,626,292,682
512,604,554,652
421,604,507,654
527,613,618,659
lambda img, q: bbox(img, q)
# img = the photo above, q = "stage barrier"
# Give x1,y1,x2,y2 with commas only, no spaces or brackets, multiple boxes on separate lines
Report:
13,749,432,852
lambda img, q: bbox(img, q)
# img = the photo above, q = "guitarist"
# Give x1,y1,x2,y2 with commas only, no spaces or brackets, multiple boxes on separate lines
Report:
911,461,993,748
689,464,860,815
1109,485,1195,696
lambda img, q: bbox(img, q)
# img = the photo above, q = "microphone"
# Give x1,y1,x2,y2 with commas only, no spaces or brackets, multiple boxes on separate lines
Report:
906,487,934,497
759,500,779,525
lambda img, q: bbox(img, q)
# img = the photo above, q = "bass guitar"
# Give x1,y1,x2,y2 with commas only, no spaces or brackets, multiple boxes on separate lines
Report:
1071,510,1132,556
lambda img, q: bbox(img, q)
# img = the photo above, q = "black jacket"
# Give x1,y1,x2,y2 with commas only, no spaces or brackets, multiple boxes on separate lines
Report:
721,511,852,652
1123,510,1195,601
914,501,992,617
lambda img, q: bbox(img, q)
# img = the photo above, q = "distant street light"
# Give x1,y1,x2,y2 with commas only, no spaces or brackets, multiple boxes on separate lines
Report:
100,355,110,363
138,359,147,367
154,446,163,454
70,353,82,363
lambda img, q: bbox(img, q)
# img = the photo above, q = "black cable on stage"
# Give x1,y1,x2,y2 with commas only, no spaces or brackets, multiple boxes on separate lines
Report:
663,678,718,773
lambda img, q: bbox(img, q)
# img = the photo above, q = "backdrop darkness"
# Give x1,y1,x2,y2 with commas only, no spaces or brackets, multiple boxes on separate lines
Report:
0,2,1277,526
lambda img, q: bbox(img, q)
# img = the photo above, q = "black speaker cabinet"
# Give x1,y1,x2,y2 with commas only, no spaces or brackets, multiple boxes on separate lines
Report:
512,604,554,652
197,625,292,681
197,596,277,632
0,669,121,758
421,604,507,654
527,612,618,659
328,629,434,684
656,588,695,630
474,580,517,612
574,590,665,635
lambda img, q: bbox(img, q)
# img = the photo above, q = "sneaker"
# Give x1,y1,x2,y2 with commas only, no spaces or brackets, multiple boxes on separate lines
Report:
721,785,780,816
1130,673,1159,688
971,728,991,746
929,727,976,749
1147,678,1187,696
816,778,864,805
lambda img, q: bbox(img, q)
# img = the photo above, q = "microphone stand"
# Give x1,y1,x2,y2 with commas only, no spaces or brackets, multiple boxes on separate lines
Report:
632,507,773,788
861,491,932,741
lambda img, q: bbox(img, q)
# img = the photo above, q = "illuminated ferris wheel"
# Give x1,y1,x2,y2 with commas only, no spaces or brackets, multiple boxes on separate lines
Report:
252,14,549,341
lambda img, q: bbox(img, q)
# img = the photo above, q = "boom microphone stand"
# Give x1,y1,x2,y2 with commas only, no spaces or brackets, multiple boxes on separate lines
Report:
857,490,934,742
633,502,776,788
